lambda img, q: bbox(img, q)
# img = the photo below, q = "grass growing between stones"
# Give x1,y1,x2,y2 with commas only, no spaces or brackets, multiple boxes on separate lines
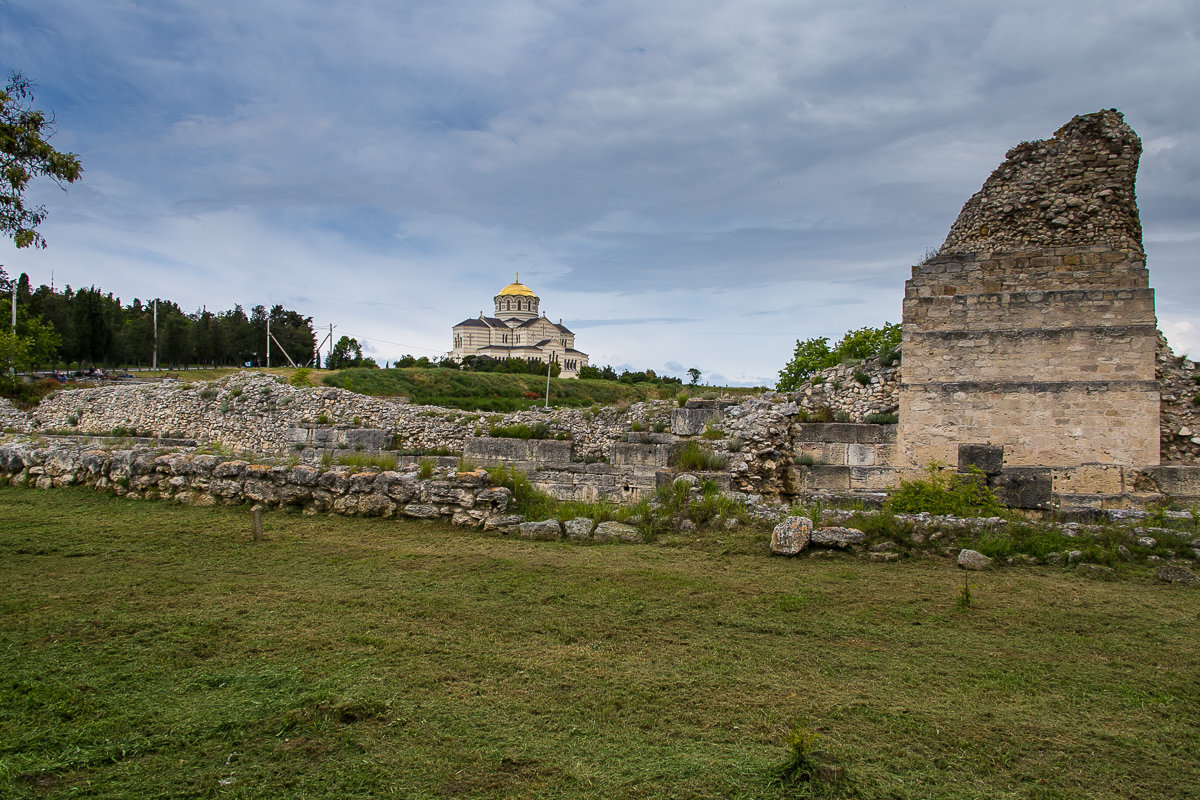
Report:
1,486,1198,800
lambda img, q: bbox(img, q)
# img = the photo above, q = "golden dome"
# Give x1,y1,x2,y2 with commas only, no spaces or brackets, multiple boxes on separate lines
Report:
496,273,537,298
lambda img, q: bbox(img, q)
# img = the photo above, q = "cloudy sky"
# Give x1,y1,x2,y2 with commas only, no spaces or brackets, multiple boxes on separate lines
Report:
3,0,1198,385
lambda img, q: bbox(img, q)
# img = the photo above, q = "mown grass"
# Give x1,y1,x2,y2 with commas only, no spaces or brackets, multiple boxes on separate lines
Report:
1,486,1198,799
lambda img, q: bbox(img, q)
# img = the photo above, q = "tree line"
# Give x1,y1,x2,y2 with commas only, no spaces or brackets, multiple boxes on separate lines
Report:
0,269,316,372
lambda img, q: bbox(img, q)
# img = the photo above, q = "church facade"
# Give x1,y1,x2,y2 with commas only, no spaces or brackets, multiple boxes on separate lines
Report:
449,277,589,378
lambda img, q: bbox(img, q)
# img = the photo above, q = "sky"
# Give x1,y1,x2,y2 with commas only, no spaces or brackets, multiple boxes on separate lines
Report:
2,0,1198,386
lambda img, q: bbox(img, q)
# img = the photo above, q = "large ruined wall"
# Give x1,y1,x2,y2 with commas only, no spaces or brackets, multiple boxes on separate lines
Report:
900,110,1159,468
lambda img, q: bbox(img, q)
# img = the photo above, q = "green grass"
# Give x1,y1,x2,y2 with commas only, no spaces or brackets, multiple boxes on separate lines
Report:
322,368,764,411
1,486,1198,799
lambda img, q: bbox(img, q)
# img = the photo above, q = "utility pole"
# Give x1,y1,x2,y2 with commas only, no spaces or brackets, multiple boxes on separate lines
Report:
266,317,271,369
544,357,552,408
152,299,158,370
10,282,16,333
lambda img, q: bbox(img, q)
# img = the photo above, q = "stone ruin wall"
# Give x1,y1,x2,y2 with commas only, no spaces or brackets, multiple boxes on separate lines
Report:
900,110,1160,469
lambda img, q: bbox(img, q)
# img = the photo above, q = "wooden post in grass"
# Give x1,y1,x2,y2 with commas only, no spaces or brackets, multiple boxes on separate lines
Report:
251,504,264,541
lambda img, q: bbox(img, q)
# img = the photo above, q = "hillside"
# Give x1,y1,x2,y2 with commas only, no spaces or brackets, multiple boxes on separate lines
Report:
322,368,740,411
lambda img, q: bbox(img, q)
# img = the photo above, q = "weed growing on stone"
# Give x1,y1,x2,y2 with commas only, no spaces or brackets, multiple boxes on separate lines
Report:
336,452,399,471
417,459,435,480
676,441,726,471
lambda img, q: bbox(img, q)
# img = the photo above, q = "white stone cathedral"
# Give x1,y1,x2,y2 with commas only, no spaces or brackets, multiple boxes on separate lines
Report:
449,276,589,378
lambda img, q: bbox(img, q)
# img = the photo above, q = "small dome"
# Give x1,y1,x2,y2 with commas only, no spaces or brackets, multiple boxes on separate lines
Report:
496,274,537,298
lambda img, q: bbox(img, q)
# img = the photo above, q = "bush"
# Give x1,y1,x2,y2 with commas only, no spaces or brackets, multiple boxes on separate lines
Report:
289,368,312,387
777,322,901,390
864,413,898,424
853,370,871,386
417,459,435,480
886,464,1005,517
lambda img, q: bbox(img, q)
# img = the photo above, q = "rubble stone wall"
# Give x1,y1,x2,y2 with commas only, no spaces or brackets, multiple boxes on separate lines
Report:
0,439,514,527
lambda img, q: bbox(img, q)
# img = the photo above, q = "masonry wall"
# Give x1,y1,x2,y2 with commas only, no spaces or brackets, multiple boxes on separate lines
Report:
899,111,1159,469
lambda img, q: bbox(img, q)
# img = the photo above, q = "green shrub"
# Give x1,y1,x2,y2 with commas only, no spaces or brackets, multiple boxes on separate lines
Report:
676,391,689,407
793,454,821,466
417,459,434,480
316,412,330,424
630,421,644,432
853,370,871,386
864,413,898,424
701,424,724,440
834,411,851,423
886,464,1005,517
289,368,312,387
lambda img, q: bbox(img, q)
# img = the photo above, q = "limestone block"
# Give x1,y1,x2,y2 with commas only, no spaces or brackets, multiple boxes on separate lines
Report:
593,521,644,543
483,514,525,533
957,549,992,570
1052,465,1125,495
849,467,897,490
770,516,812,555
519,519,563,541
996,468,1053,510
402,503,440,519
670,407,723,436
1139,466,1200,497
474,486,512,513
243,479,279,505
214,460,247,479
343,428,391,450
847,444,876,466
958,443,1004,475
564,517,596,540
811,527,866,548
807,465,851,491
279,484,311,506
288,465,321,486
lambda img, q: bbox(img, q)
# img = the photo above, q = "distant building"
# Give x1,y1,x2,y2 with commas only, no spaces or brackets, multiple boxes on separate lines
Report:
450,276,589,378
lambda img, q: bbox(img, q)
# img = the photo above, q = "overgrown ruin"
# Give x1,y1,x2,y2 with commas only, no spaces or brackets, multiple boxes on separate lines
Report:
1,109,1197,514
900,110,1159,469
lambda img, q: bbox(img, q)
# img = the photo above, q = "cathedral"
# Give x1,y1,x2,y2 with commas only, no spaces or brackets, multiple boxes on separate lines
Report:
449,276,589,378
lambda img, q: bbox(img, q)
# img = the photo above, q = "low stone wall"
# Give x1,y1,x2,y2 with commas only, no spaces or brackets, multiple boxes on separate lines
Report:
0,438,515,527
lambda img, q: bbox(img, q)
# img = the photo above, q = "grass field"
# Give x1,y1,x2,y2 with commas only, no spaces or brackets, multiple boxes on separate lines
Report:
1,486,1198,799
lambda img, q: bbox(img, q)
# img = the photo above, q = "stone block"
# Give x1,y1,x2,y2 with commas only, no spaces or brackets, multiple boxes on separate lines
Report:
343,428,392,450
849,467,897,490
770,516,812,555
1139,466,1200,498
594,521,644,543
996,468,1053,510
519,519,563,541
1052,465,1125,496
811,526,865,549
611,442,677,467
670,407,723,436
807,465,851,490
847,444,876,466
564,517,596,540
958,444,1004,476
